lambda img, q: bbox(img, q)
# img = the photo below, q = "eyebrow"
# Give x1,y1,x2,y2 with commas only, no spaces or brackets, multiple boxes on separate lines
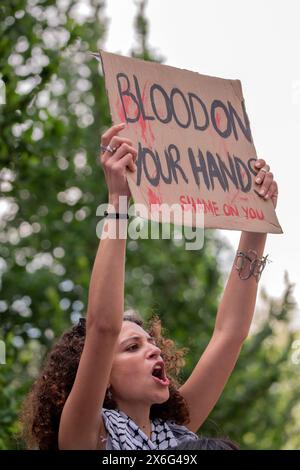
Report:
120,335,156,347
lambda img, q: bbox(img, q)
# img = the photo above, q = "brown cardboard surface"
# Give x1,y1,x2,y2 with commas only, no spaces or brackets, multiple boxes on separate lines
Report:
99,50,282,234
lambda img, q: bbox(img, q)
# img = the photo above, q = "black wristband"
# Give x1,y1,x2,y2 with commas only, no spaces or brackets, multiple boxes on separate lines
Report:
103,210,129,219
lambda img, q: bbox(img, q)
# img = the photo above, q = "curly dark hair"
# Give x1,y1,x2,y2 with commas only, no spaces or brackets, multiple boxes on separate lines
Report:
20,310,191,449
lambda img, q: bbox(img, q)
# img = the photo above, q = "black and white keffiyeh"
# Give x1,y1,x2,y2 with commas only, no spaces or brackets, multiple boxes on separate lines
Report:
102,408,198,450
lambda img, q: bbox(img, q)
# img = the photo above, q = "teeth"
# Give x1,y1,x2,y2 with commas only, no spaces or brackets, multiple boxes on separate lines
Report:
152,365,165,380
152,363,166,380
152,364,163,379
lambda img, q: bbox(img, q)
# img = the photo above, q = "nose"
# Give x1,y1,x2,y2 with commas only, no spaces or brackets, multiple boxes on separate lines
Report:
147,343,162,359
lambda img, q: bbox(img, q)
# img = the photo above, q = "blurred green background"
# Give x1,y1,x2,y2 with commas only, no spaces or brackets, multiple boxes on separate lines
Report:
0,0,299,450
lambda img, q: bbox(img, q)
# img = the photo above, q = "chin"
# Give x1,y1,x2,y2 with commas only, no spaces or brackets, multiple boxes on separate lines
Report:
152,391,170,405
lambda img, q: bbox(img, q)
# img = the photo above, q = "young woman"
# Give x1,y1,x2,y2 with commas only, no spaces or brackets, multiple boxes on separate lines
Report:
21,122,278,450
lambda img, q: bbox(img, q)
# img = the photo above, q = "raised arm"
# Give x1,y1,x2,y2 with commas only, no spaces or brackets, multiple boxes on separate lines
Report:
179,158,278,433
59,123,137,449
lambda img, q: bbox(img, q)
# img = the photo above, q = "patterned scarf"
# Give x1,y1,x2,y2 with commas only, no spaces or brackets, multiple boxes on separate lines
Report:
102,408,197,450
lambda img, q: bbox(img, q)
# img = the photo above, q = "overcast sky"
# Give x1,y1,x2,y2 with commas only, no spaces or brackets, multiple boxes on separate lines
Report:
103,0,300,324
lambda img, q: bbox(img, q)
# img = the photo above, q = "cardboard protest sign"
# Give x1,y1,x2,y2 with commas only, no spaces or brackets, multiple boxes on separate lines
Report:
99,50,282,234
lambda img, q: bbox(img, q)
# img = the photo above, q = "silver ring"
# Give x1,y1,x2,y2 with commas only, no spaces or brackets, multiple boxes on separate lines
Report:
260,167,269,173
101,144,116,154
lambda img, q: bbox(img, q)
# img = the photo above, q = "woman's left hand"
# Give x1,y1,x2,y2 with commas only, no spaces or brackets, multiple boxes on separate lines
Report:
254,158,278,209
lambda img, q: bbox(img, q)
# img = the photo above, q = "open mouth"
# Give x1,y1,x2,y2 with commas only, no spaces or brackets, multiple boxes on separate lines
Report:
151,362,170,387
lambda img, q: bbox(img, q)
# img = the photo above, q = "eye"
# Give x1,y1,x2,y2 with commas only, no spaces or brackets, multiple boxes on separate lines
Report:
126,344,138,352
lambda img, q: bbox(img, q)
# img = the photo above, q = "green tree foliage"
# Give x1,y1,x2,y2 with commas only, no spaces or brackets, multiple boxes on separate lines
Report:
0,0,299,450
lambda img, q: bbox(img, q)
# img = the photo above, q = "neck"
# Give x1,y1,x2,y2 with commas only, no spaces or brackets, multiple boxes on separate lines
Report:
117,402,152,439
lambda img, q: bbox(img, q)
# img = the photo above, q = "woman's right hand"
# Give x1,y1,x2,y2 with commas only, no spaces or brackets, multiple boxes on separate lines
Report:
100,123,137,208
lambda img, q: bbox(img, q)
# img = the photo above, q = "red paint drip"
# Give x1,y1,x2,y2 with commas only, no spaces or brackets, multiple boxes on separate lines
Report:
148,188,162,204
116,98,125,122
116,96,133,123
138,82,149,143
138,114,147,143
149,124,155,147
